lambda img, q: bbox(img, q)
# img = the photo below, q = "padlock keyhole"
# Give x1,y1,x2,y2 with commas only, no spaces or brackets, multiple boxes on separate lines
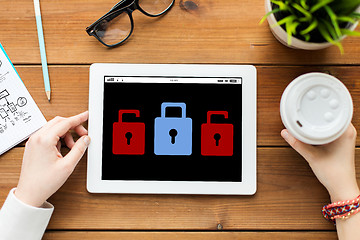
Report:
125,132,133,145
214,133,221,146
169,129,178,144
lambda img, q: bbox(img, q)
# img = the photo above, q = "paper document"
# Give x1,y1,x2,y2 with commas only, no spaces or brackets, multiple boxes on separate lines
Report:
0,43,46,155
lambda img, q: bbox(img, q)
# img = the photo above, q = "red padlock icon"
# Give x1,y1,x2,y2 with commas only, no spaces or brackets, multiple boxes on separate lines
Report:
112,110,145,155
201,111,233,156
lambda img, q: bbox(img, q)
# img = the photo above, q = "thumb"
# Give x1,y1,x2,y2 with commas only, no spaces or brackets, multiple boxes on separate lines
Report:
281,129,315,161
64,135,91,166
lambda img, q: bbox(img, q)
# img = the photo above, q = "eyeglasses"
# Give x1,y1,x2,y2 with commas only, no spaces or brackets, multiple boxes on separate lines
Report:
86,0,175,47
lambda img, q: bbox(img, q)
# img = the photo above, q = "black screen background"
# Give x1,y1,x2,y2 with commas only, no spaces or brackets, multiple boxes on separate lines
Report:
102,78,242,182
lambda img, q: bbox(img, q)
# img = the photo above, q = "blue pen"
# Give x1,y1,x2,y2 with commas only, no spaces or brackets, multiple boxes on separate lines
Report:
34,0,51,101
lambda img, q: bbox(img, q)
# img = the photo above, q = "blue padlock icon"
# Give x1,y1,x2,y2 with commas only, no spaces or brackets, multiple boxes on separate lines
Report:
154,102,192,156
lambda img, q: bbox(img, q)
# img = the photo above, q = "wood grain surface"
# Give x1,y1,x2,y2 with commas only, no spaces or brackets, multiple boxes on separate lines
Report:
42,231,338,240
1,147,359,231
1,0,360,238
0,0,359,65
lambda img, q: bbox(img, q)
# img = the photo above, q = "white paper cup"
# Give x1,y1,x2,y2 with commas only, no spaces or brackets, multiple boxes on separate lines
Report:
280,73,353,145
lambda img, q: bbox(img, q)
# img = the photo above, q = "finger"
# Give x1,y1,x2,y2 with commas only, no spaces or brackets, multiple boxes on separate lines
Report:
63,132,75,149
324,124,356,149
51,111,89,139
281,129,315,161
341,123,357,142
38,116,64,133
74,124,88,136
350,123,357,142
37,112,85,135
63,136,91,167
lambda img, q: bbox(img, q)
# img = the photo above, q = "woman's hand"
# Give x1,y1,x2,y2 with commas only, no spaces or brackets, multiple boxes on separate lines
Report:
15,111,90,207
281,124,359,202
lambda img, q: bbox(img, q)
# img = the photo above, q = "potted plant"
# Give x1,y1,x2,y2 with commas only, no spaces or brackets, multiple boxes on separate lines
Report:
260,0,360,53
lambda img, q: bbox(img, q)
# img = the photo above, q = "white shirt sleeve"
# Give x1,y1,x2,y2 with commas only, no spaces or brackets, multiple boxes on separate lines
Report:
0,188,54,240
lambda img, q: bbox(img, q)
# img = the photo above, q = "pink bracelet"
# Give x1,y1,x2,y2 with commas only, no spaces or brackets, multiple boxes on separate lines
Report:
322,195,360,224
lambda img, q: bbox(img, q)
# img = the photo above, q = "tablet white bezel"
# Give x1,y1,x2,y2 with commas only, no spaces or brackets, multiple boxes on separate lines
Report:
87,64,256,195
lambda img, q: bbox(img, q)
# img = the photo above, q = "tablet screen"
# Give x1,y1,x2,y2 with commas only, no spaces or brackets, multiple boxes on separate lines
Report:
102,76,242,182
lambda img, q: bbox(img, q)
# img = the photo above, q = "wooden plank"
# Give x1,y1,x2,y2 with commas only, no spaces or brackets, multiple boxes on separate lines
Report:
0,0,360,65
43,231,338,240
12,65,360,146
1,147,359,230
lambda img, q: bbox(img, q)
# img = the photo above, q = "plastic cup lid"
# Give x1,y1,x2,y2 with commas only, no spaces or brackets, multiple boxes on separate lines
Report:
280,73,353,145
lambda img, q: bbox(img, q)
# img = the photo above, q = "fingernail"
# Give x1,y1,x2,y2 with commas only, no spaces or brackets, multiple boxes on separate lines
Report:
281,130,289,140
83,136,91,146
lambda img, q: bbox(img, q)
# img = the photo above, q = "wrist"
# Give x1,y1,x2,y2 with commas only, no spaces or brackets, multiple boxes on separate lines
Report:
329,185,360,203
14,188,45,208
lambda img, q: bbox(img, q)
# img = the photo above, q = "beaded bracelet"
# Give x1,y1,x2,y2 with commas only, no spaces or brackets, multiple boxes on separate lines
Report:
322,195,360,224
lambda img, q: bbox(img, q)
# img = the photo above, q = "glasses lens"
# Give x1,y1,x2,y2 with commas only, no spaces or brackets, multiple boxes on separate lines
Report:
139,0,174,16
94,11,132,46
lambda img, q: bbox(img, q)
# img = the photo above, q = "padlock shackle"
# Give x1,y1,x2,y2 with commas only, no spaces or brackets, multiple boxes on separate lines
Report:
207,111,228,123
161,102,186,118
118,109,140,122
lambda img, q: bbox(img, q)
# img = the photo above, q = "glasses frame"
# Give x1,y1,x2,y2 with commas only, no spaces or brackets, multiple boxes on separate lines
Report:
86,0,175,47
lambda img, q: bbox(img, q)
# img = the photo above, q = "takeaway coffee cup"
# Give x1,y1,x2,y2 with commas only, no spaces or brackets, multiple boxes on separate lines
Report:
280,72,353,145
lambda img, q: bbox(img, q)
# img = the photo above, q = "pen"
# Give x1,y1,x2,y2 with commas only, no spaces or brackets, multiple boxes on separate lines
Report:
34,0,51,101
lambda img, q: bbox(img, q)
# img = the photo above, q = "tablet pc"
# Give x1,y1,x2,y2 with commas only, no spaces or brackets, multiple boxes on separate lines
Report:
87,64,256,195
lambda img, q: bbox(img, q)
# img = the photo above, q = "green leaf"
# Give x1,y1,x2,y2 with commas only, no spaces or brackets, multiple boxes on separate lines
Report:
349,13,360,19
271,15,296,27
284,21,300,44
303,34,311,41
324,5,342,39
310,0,334,13
300,19,318,35
298,17,310,22
300,0,309,10
341,28,360,36
336,16,356,24
318,22,335,43
322,19,339,40
318,22,344,54
271,0,289,10
290,21,300,34
292,3,312,19
286,21,293,45
259,8,281,24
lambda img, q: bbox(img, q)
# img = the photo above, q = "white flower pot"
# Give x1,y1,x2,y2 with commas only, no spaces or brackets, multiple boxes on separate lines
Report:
264,0,359,50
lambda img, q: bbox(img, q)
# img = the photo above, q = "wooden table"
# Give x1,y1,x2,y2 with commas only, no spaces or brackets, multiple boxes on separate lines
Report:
1,0,359,239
